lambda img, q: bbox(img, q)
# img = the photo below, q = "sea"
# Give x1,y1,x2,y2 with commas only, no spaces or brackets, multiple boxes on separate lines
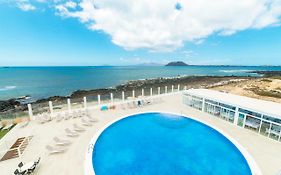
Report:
0,66,281,101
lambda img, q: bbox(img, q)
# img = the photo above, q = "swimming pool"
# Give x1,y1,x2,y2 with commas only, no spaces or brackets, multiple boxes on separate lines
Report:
86,112,258,175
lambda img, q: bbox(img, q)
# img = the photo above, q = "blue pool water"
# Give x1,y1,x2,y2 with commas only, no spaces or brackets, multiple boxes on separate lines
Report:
92,113,252,175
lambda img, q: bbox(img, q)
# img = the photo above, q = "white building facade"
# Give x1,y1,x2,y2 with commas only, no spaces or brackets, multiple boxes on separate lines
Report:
183,89,281,142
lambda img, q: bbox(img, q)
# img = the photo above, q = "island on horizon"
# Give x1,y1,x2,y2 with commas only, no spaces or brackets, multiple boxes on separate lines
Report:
165,61,189,66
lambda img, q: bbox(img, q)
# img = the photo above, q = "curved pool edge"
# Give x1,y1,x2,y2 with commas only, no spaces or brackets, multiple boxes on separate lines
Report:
84,111,262,175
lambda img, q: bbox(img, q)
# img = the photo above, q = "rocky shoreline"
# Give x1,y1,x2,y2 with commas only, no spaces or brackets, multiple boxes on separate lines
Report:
0,75,255,114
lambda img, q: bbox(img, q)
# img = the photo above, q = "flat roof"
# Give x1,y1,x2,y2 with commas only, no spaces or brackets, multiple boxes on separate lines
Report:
184,89,281,119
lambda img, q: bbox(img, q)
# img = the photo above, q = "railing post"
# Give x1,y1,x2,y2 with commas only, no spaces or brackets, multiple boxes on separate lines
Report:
172,85,174,92
67,99,71,112
49,101,53,115
98,95,101,105
27,104,33,120
178,84,180,91
142,89,144,96
234,107,239,125
158,87,160,95
268,123,272,137
110,93,114,104
83,97,87,109
122,91,125,101
150,88,153,96
165,86,167,93
132,90,135,98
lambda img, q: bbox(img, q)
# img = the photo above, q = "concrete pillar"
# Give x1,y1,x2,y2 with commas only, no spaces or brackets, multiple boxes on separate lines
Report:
83,97,87,108
98,95,101,104
142,89,144,96
150,88,153,96
122,91,125,101
268,123,272,137
49,101,53,114
178,84,180,91
110,93,114,103
132,90,135,98
67,99,71,112
202,98,205,112
27,104,33,120
172,85,174,92
165,86,167,93
158,87,160,95
234,107,239,125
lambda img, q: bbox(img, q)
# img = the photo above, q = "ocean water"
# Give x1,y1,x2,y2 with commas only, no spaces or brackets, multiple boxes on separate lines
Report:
92,113,252,175
0,66,281,100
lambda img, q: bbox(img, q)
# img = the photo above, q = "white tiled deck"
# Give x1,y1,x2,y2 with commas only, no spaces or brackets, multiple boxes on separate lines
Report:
0,93,280,175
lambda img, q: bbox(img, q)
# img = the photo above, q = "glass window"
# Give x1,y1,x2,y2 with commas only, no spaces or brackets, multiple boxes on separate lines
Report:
219,103,236,111
205,99,218,105
237,113,245,127
263,115,281,124
244,115,261,132
260,121,271,136
238,108,262,118
269,124,281,141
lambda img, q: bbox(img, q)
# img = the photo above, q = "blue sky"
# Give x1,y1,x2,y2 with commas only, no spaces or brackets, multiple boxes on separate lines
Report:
0,0,281,66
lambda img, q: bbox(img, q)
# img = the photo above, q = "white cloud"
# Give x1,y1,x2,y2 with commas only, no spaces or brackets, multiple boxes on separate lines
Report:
17,2,36,11
10,0,281,51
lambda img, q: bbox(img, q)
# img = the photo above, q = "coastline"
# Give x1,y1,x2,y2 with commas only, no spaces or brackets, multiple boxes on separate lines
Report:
0,75,254,114
1,70,281,115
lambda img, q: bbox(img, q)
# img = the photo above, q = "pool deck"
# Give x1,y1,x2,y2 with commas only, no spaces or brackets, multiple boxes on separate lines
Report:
0,93,281,175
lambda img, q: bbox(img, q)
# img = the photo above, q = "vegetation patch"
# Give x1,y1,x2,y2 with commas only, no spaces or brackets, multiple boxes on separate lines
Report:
260,79,272,82
250,88,281,98
0,129,10,139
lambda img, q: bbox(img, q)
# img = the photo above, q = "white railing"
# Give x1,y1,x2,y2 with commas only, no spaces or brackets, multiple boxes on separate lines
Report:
28,85,187,120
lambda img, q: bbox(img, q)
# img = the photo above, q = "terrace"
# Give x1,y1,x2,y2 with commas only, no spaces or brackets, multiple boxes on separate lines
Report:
0,87,280,175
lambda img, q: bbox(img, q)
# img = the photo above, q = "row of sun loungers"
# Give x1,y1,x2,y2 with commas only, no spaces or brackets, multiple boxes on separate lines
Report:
119,97,163,110
0,122,15,131
46,113,98,155
36,109,88,123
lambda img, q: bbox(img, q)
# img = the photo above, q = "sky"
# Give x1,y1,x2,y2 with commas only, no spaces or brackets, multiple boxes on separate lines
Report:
0,0,281,66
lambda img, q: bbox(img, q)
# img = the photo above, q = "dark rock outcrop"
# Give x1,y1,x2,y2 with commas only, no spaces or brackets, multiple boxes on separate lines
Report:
165,61,188,66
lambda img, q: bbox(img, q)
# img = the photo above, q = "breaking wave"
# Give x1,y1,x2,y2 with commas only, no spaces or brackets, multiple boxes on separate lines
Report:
0,86,17,91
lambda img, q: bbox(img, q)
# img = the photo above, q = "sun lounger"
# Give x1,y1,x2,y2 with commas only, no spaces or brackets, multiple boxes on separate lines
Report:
2,123,14,130
65,128,79,137
86,115,98,122
56,113,64,122
78,109,86,117
42,113,52,122
53,137,71,146
0,123,3,131
73,124,85,132
64,112,72,120
81,118,92,126
120,103,126,110
46,145,66,154
19,121,29,128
